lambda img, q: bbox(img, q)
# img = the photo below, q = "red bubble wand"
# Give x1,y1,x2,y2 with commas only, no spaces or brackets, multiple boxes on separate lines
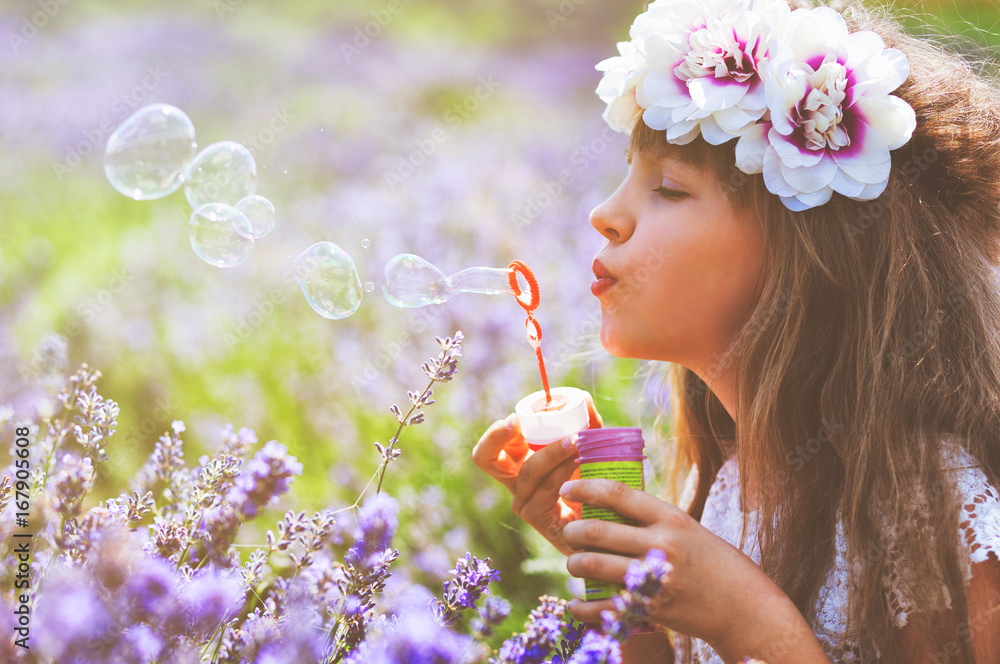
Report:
508,260,552,406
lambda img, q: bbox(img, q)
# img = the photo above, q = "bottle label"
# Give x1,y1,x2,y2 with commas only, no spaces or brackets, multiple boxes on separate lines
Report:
579,460,645,600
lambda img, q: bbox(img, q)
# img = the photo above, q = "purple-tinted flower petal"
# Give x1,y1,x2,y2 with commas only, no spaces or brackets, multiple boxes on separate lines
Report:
831,122,891,184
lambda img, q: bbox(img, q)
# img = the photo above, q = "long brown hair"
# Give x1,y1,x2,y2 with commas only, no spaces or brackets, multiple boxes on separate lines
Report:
633,1,1000,660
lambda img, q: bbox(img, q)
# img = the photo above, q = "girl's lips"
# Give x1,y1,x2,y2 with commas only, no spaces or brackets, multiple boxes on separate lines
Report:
590,277,617,297
591,257,616,297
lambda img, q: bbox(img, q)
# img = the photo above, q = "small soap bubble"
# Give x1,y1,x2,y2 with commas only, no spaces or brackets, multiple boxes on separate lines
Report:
294,242,363,320
361,238,371,250
364,281,375,293
235,195,276,239
189,203,254,268
104,104,197,200
184,141,257,209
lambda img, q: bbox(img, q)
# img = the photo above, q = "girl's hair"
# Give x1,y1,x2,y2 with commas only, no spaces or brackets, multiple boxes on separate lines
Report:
635,1,1000,660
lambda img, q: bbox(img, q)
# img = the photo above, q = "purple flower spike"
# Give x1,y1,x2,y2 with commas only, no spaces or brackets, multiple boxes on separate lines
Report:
567,631,623,664
179,565,246,636
226,440,303,518
347,492,399,567
124,555,179,620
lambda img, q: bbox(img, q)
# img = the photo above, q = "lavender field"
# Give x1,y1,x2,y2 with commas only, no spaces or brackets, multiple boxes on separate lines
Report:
1,0,998,661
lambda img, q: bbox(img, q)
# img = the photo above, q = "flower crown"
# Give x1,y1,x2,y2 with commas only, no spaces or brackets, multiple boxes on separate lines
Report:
596,0,917,211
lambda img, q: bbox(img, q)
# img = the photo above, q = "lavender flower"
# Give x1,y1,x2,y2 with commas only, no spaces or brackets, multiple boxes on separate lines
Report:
71,381,119,464
123,555,179,622
33,563,113,661
130,421,189,510
178,565,246,637
344,586,483,664
347,493,399,568
601,548,673,641
0,475,10,517
375,331,465,493
495,596,574,664
329,494,402,661
434,553,501,626
225,440,303,518
471,595,512,639
51,452,95,521
567,631,622,664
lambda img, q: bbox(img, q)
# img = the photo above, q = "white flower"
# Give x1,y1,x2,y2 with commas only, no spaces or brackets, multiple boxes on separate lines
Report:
596,40,649,133
638,0,789,144
735,6,916,210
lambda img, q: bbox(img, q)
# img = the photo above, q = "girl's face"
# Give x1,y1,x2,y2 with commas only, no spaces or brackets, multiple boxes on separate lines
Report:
589,149,764,372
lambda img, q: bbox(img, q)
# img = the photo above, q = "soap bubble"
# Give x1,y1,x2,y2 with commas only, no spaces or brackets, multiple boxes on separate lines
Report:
294,242,363,320
189,203,254,268
383,254,513,308
364,281,375,293
104,104,197,200
184,141,257,208
361,238,371,250
235,195,276,239
383,254,451,307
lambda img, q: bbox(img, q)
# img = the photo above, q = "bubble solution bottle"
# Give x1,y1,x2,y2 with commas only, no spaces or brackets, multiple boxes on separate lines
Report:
514,387,591,452
575,427,647,602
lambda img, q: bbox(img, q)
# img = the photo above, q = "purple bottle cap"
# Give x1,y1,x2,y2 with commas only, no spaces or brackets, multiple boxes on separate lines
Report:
575,427,644,462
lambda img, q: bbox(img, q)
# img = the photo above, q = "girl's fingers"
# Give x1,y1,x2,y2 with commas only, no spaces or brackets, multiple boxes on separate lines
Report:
566,597,617,624
561,518,652,557
515,454,579,519
565,550,633,586
472,414,528,490
512,440,580,515
560,479,682,526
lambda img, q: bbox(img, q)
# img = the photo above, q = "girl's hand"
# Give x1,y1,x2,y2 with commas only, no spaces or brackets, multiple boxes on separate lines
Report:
560,479,832,664
472,397,603,556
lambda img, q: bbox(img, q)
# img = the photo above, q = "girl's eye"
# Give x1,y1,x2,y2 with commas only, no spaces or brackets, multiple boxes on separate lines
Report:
654,186,689,201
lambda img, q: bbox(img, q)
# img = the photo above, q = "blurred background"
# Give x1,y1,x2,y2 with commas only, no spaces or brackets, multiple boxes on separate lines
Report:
1,0,997,622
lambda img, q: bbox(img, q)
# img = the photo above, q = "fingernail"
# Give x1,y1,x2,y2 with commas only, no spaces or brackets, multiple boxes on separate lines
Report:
561,434,577,450
560,481,575,497
504,414,517,430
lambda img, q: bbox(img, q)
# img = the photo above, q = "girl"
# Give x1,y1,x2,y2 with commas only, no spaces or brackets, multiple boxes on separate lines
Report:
474,0,1000,662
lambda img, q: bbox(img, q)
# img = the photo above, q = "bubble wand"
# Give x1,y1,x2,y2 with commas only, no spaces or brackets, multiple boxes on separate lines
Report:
507,260,552,407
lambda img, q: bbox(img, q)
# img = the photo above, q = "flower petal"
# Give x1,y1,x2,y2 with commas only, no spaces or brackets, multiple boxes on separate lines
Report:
641,105,672,131
791,187,834,209
853,95,916,150
830,168,867,198
641,68,687,107
769,128,825,168
763,149,799,197
668,121,701,145
779,153,838,193
688,77,750,113
735,123,771,174
850,177,889,202
850,48,910,99
700,115,739,145
831,121,891,184
714,104,762,132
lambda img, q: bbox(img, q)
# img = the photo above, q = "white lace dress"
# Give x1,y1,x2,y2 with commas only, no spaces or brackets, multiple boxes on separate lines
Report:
672,443,1000,664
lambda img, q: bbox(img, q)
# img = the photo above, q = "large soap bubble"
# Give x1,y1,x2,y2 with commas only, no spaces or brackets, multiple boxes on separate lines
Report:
189,203,254,268
184,141,257,209
104,104,197,200
293,242,363,320
382,254,513,307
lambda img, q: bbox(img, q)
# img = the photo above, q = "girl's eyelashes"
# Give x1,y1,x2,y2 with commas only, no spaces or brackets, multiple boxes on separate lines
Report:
654,186,689,201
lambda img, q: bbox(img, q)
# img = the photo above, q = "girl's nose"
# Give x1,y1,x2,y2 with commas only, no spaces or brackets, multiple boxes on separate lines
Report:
589,181,635,243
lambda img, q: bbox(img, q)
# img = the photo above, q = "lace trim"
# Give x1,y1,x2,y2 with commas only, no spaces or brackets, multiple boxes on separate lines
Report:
674,442,1000,664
